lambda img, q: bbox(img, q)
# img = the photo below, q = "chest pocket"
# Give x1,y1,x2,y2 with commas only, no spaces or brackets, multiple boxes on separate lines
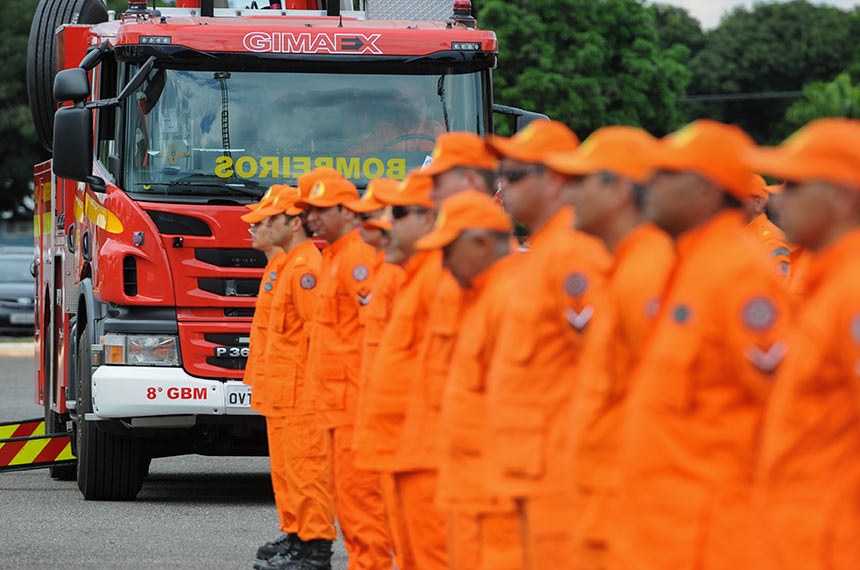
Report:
641,320,701,410
386,307,417,351
502,299,543,365
316,288,339,325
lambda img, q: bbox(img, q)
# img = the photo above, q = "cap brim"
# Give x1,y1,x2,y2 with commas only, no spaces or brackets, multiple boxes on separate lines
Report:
295,196,343,209
745,148,813,183
363,218,392,232
241,209,271,223
544,152,592,177
485,136,536,164
344,197,385,213
245,202,262,211
285,206,304,216
414,226,461,250
421,157,458,177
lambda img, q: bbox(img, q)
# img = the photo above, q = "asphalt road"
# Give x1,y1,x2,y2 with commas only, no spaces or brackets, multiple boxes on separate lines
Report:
0,352,350,570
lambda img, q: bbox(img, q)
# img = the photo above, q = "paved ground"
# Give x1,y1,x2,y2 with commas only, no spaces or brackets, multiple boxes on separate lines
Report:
0,352,350,569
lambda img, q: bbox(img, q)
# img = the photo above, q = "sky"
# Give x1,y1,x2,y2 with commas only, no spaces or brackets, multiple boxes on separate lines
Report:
655,0,860,28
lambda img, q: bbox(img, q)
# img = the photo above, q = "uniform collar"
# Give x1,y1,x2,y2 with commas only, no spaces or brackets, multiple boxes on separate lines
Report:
612,223,655,270
675,210,744,258
403,249,440,280
283,239,316,264
326,228,360,256
806,227,860,289
529,207,574,250
469,253,518,296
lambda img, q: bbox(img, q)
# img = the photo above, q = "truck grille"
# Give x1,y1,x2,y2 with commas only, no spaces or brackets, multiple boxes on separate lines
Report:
195,248,266,268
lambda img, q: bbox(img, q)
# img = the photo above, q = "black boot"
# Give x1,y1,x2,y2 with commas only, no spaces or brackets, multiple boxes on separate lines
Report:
253,539,333,570
255,533,300,561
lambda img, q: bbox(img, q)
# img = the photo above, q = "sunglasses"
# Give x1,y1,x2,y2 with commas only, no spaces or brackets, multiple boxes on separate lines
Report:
391,206,430,220
497,165,544,183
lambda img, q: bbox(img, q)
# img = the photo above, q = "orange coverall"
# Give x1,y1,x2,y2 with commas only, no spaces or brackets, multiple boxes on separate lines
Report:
305,228,391,570
565,223,674,569
485,207,611,569
747,213,791,276
758,228,860,570
255,240,336,542
613,210,790,570
357,250,444,569
786,246,813,298
438,253,525,570
244,250,297,535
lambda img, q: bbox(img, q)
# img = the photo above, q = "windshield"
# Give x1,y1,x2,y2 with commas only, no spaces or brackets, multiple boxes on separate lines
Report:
123,68,487,197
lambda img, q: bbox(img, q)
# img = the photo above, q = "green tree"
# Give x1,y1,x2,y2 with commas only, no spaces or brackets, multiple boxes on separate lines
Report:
650,3,704,59
480,0,690,137
786,73,860,127
1,0,47,213
685,1,857,143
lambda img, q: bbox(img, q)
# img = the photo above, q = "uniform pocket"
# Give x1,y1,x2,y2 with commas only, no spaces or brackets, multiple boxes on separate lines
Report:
319,361,347,411
286,415,329,459
386,310,416,350
275,361,297,409
496,406,546,479
503,302,541,364
642,331,701,410
317,294,338,324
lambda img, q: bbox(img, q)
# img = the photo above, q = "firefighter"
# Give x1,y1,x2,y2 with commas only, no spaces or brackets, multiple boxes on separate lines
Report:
746,118,860,570
612,120,791,570
345,178,399,259
543,126,674,569
241,185,302,560
412,190,524,570
482,120,611,570
388,133,500,568
352,171,449,569
249,188,337,570
746,174,792,276
296,178,393,570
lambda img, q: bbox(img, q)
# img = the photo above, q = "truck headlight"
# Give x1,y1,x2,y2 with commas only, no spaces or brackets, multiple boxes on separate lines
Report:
100,334,180,366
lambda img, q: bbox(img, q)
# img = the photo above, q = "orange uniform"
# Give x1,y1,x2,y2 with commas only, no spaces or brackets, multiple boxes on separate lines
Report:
438,253,524,570
566,223,674,569
758,229,860,570
305,228,391,570
485,207,610,569
613,211,790,570
747,213,791,276
786,246,813,297
244,250,287,390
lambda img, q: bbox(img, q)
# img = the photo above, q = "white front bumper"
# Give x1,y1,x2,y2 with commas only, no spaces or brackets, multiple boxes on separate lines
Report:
91,366,258,419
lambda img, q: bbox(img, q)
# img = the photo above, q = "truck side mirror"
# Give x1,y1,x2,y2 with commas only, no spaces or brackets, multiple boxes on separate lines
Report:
54,68,91,102
53,106,93,182
492,104,549,134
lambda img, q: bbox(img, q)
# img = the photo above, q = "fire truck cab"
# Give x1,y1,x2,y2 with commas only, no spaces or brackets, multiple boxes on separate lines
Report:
33,0,540,500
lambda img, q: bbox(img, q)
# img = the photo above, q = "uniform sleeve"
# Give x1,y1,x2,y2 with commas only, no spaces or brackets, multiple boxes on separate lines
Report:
722,268,791,403
342,246,376,314
292,260,320,324
549,243,610,344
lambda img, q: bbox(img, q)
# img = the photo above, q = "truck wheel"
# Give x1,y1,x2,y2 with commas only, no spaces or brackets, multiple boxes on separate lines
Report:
76,324,144,501
27,0,108,151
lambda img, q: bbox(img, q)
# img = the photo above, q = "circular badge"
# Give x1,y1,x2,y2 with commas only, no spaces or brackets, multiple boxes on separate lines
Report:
742,297,777,331
263,281,273,292
564,273,589,297
353,265,369,282
673,304,690,324
645,297,660,319
300,273,317,290
269,271,277,281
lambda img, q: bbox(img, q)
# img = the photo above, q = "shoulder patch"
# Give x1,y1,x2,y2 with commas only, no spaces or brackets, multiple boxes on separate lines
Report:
269,271,277,281
300,273,317,290
353,265,369,282
742,297,777,331
263,281,273,292
851,314,860,344
563,273,589,297
645,297,660,319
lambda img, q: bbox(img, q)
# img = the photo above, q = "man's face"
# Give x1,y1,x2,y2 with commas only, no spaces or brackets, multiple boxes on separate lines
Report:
780,180,839,249
306,206,348,242
645,170,706,237
442,231,498,288
266,213,292,248
358,209,389,250
391,205,436,253
250,222,273,251
570,172,620,235
497,159,546,227
431,168,492,204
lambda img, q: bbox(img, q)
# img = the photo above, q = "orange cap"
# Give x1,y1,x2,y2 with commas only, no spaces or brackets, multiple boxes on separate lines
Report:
297,167,343,197
363,215,392,232
245,184,280,212
766,184,784,195
744,118,860,189
750,174,768,199
295,178,360,209
544,125,658,184
375,171,434,208
485,120,579,164
344,178,398,213
415,190,512,250
241,185,301,223
651,120,757,200
421,132,499,177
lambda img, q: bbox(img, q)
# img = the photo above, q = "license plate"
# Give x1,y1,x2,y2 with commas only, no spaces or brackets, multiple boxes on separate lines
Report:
225,384,252,408
10,313,34,324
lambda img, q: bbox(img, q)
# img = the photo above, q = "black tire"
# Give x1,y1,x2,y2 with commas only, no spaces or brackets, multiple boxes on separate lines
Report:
76,324,144,501
27,0,108,151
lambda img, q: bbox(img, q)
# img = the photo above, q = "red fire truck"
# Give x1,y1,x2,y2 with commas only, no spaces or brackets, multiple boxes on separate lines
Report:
31,0,540,500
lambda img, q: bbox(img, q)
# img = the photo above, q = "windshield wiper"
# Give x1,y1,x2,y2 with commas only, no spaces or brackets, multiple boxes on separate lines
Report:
135,175,265,198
